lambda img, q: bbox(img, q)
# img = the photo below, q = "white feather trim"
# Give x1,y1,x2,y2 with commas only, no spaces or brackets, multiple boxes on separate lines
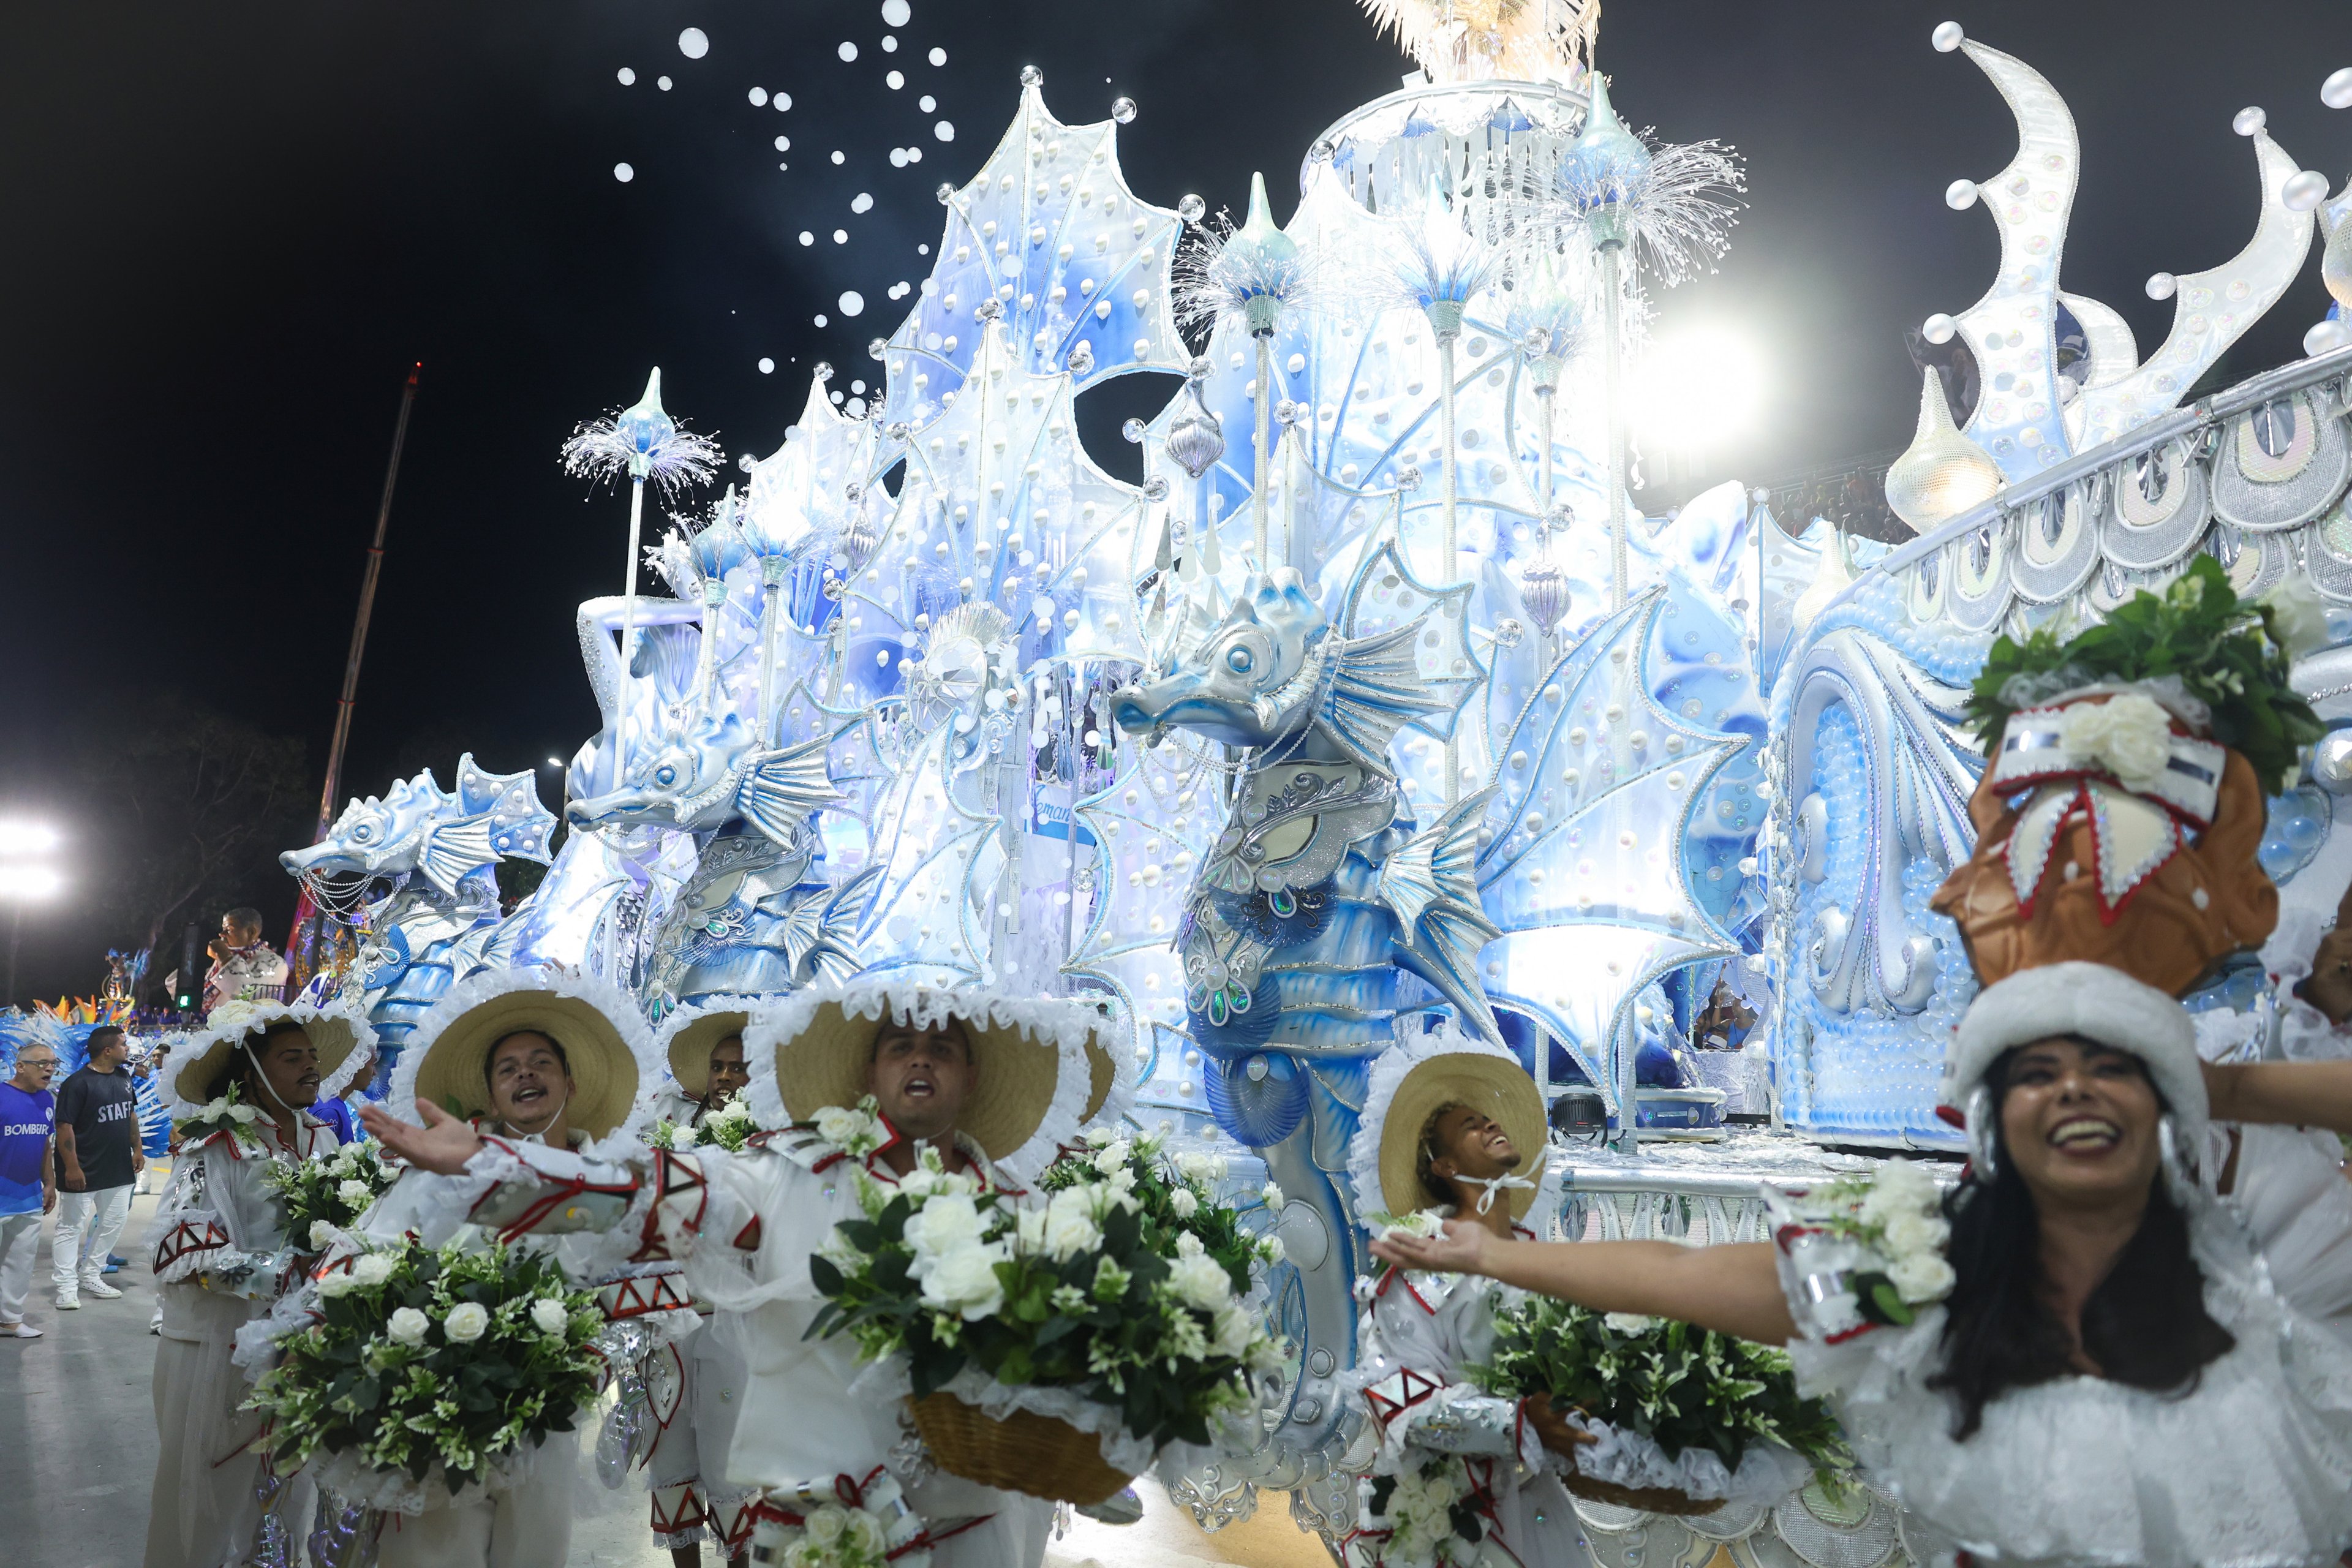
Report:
385,966,660,1145
1949,962,2206,1142
739,978,1115,1185
163,1000,380,1120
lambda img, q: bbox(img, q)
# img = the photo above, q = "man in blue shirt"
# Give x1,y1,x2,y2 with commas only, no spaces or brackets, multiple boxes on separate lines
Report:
0,1041,60,1339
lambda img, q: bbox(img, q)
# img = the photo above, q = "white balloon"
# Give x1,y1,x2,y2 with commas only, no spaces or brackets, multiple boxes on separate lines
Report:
2285,170,2332,213
1922,313,1958,345
2146,272,2177,301
616,67,636,86
677,28,709,60
1945,179,1978,211
840,292,867,318
1931,20,1965,51
2325,67,2352,110
758,357,777,374
882,0,912,23
613,162,635,183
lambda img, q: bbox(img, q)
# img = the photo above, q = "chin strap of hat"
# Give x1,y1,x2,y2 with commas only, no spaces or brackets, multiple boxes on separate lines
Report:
1463,1170,1537,1215
239,1039,307,1125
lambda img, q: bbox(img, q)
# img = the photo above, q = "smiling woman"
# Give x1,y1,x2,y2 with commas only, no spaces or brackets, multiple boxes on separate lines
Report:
1370,581,2352,1567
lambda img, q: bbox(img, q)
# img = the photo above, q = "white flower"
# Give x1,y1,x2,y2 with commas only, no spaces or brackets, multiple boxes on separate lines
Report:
813,1104,870,1152
349,1253,397,1288
228,1103,259,1125
1602,1311,1657,1334
1376,1210,1444,1241
847,1509,886,1553
1258,1235,1286,1264
1211,1303,1261,1359
386,1306,429,1346
316,1270,358,1299
337,1179,372,1207
1041,1187,1104,1260
1175,1230,1205,1260
1108,1167,1137,1194
903,1194,986,1261
1091,1140,1133,1175
1084,1128,1116,1148
671,1123,698,1150
1261,1182,1284,1208
919,1242,1008,1320
442,1302,491,1343
309,1220,336,1251
1871,1158,1938,1208
1169,1188,1200,1220
1888,1251,1957,1304
804,1506,848,1547
1881,1209,1950,1259
1166,1253,1232,1313
531,1298,571,1335
1177,1152,1215,1181
1015,1207,1049,1252
2059,692,2173,791
2266,578,2330,660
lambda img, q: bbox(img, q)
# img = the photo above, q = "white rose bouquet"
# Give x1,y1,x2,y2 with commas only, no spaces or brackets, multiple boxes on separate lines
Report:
648,1095,762,1155
246,1239,604,1494
1351,1455,1483,1568
808,1127,1283,1491
265,1137,397,1251
1781,1159,1956,1327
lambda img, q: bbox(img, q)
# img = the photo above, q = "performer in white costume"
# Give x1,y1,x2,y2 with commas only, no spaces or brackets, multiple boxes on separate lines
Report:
143,998,374,1568
641,1002,758,1567
1373,961,2352,1567
364,979,1126,1568
1341,1026,1583,1568
336,968,676,1568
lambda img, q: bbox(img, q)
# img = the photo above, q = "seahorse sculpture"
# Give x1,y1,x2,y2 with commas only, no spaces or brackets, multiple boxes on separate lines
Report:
565,709,872,1014
281,757,557,1067
1109,543,1490,1496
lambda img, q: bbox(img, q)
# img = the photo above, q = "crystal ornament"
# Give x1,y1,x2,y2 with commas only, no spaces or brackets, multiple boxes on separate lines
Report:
2327,67,2352,110
1545,71,1745,290
1517,560,1570,640
879,75,1186,433
562,369,721,494
1885,369,2005,532
2327,211,2352,309
1176,171,1317,340
2285,170,2332,213
1164,377,1226,479
744,374,892,561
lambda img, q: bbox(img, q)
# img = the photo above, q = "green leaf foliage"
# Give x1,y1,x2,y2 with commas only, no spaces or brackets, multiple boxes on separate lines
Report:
1467,1297,1851,1479
1965,556,2323,795
243,1240,605,1494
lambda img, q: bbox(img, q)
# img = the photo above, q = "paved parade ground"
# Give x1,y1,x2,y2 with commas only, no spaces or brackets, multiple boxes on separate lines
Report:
0,1163,1324,1568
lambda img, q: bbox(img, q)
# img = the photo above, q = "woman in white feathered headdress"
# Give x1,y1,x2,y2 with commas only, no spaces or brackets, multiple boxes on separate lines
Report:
141,996,375,1568
1340,1022,1586,1568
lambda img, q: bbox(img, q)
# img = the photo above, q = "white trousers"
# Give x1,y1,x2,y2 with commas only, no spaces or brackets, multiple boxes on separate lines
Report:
373,1428,579,1568
143,1332,312,1568
0,1210,40,1321
53,1184,131,1290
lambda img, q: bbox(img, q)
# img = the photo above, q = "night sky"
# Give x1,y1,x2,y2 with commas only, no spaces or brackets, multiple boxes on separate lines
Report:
2,0,2345,1000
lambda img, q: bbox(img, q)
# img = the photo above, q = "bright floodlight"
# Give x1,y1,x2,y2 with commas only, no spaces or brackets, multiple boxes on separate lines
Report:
0,821,60,858
546,756,564,768
0,865,62,899
1630,326,1767,454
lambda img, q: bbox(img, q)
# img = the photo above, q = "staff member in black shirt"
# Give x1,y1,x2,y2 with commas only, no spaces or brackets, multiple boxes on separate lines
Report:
53,1027,143,1310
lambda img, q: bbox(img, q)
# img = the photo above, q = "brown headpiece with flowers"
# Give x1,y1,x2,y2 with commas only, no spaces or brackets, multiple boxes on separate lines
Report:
1929,557,2323,998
